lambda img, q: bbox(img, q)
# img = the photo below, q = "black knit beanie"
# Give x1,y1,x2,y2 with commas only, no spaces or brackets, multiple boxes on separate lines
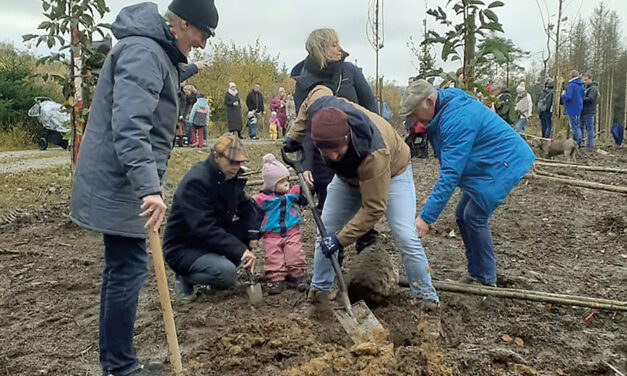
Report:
168,0,218,36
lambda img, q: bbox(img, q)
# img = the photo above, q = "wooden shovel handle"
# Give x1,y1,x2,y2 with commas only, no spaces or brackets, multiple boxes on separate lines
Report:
148,230,183,374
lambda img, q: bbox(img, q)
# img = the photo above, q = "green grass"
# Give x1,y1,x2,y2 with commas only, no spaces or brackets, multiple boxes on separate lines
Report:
0,164,71,213
0,126,37,152
0,142,284,215
165,141,282,189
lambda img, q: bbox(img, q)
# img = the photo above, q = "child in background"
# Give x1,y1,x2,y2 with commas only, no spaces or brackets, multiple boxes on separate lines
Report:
189,96,210,147
268,111,280,140
252,154,307,294
246,110,258,140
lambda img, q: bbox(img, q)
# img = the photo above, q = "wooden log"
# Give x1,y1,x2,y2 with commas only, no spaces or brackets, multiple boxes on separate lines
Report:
524,172,627,194
534,161,627,173
432,281,627,311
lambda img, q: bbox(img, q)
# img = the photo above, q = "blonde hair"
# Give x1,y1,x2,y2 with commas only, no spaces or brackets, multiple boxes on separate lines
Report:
183,84,197,95
305,28,339,70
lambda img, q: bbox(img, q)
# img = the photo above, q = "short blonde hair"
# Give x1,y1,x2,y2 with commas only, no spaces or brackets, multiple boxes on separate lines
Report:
183,84,197,95
305,28,339,70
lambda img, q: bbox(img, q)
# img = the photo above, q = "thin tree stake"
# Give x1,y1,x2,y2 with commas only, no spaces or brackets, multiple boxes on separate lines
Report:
524,172,627,194
431,281,627,311
534,161,626,173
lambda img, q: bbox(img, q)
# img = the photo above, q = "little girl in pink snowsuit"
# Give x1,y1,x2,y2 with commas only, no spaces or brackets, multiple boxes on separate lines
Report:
252,154,307,295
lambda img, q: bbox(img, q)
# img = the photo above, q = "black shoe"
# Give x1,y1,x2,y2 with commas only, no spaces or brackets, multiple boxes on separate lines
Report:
267,281,285,295
174,274,196,304
103,362,165,376
356,228,379,253
286,276,308,292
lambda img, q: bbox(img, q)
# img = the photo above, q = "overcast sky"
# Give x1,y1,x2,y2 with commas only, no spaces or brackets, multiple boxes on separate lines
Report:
1,0,625,85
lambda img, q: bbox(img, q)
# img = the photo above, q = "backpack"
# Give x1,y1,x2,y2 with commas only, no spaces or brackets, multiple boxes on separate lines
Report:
405,131,429,158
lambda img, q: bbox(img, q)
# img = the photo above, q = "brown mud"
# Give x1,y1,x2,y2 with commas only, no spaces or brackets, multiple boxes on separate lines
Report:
1,146,626,375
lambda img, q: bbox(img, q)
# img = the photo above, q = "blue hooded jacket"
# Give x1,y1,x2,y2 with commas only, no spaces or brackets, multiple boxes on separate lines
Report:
560,78,585,115
420,88,535,224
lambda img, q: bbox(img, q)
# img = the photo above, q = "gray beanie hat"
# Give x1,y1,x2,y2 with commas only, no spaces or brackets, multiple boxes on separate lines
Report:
399,79,437,118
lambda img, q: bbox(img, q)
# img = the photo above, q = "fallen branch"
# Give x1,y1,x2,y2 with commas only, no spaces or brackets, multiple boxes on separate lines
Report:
524,172,627,194
535,157,583,165
430,281,627,311
247,176,299,187
534,161,627,173
602,361,625,376
519,133,544,140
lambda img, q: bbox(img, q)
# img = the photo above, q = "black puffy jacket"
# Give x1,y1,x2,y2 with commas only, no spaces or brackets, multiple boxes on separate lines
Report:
163,156,262,273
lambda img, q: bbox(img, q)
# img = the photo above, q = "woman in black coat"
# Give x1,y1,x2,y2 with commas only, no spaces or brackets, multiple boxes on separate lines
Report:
290,28,378,251
224,82,243,138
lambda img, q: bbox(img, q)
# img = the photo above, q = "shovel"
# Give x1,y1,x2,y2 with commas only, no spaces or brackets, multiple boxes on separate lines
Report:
147,230,183,374
281,147,384,344
244,269,263,305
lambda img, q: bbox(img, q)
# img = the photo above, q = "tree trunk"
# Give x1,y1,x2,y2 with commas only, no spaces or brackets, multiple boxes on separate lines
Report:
463,8,475,91
551,0,563,139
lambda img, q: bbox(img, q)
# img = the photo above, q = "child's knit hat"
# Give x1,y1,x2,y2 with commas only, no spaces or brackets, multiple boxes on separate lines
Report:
262,153,290,191
271,111,277,117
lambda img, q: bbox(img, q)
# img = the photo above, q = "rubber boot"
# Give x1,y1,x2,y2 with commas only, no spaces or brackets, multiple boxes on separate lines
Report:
302,289,332,319
417,301,442,341
197,128,204,148
190,128,198,147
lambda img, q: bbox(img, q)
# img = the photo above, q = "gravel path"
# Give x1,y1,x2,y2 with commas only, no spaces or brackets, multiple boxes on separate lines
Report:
0,139,280,174
0,148,67,174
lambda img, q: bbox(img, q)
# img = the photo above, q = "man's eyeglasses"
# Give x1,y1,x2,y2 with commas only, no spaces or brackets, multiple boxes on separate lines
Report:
220,153,242,166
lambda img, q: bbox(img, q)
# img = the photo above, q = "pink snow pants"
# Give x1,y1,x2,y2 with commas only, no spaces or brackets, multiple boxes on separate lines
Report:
263,227,306,282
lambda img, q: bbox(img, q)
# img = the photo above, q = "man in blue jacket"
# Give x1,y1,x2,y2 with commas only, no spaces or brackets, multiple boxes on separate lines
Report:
69,1,218,375
560,70,585,147
400,80,535,287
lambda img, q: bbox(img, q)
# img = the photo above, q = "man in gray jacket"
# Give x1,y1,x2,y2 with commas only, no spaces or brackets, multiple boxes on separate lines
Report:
69,1,218,375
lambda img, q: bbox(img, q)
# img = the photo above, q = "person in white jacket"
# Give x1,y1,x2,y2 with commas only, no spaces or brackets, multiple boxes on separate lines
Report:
514,83,533,133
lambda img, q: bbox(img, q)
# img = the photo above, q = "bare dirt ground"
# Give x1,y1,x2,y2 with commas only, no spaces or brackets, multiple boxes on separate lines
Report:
0,145,625,376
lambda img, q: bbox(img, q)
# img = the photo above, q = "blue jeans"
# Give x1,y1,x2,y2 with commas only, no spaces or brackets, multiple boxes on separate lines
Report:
310,165,438,303
515,116,527,133
539,112,552,138
247,120,257,138
455,192,496,285
100,235,149,375
567,114,582,147
176,252,238,292
581,114,594,150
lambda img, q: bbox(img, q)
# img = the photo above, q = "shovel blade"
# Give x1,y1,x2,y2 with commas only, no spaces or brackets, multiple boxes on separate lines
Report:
334,300,384,344
245,283,263,305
